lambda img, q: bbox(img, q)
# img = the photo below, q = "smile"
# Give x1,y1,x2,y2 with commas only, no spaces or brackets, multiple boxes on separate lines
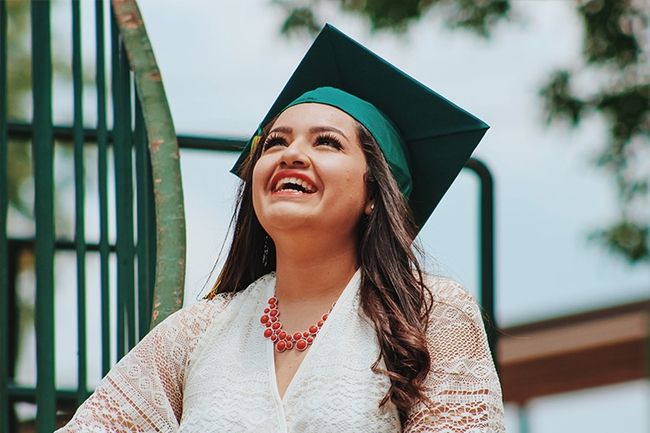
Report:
272,176,317,194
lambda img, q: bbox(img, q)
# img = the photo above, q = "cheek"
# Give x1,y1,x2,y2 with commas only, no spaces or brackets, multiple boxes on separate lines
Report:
251,158,271,213
333,165,368,203
251,158,271,193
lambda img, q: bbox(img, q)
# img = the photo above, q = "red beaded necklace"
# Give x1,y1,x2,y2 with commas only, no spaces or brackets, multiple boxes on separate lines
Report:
260,296,334,352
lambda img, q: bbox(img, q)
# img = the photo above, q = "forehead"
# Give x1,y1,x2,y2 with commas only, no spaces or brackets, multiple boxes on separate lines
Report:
272,103,358,132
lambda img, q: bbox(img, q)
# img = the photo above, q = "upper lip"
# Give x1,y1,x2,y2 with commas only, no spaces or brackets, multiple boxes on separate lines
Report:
270,170,318,193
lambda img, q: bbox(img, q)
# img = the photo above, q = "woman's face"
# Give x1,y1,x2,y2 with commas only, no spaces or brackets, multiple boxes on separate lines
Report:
252,103,369,239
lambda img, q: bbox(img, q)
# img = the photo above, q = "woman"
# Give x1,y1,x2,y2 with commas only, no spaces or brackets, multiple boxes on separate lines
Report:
59,25,504,432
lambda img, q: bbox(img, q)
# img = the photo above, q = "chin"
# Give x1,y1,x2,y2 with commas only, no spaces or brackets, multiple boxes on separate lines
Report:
259,208,316,233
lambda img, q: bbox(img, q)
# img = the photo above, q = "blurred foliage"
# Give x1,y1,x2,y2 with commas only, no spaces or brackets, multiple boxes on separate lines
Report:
275,0,511,37
539,0,649,263
6,0,32,216
275,0,650,264
6,0,78,226
590,220,648,263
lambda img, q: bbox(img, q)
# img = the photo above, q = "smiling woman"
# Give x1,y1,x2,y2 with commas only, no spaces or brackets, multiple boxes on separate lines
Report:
57,25,504,432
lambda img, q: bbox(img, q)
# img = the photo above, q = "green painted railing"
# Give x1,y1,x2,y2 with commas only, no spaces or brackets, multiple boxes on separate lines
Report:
0,0,185,430
71,0,88,407
31,2,57,430
0,1,9,432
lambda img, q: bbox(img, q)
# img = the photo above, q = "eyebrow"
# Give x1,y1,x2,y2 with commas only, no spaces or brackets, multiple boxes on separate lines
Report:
268,125,348,140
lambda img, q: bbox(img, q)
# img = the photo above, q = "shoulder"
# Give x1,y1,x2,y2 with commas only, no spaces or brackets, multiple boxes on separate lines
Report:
419,274,494,363
147,293,238,349
405,275,505,433
422,274,484,328
152,273,273,338
424,274,479,310
158,294,235,327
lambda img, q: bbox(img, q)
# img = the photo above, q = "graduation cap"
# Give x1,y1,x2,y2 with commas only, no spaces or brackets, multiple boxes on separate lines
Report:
232,24,489,229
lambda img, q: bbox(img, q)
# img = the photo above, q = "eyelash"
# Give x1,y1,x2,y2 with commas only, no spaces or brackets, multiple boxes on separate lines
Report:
262,133,343,151
315,133,343,149
262,134,286,150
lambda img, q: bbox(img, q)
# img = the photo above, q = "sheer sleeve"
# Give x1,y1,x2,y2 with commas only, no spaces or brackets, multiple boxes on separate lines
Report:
403,278,505,433
57,299,228,433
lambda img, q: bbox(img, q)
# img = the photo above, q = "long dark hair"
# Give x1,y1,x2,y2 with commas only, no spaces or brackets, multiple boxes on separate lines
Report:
206,120,433,423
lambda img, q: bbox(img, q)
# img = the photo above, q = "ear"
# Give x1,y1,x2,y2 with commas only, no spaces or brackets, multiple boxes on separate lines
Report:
364,201,374,216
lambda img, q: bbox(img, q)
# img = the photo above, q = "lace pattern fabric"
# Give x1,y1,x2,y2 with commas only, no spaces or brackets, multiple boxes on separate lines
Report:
403,278,505,432
57,274,504,433
57,298,232,433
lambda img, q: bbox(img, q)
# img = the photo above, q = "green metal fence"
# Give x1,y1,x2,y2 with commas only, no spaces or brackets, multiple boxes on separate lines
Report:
0,0,186,431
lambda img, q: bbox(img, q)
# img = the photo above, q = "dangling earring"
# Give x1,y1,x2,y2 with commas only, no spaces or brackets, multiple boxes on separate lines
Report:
262,235,270,267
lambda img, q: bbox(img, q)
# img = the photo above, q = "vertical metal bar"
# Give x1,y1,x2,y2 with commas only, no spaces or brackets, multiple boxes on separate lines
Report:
71,0,87,404
110,12,125,359
465,158,497,367
517,403,530,433
134,98,152,339
146,156,156,325
144,124,156,336
143,105,156,339
31,1,56,430
6,242,19,431
111,12,136,357
123,74,136,351
95,0,111,375
479,164,496,360
0,1,10,430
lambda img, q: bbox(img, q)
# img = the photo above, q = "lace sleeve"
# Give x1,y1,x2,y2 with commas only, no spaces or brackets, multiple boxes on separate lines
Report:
403,278,505,433
56,299,227,433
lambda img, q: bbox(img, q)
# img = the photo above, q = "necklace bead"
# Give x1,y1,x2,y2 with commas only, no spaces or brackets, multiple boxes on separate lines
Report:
260,296,334,352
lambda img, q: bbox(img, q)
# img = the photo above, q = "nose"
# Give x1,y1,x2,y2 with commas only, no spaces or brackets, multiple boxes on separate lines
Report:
279,139,310,168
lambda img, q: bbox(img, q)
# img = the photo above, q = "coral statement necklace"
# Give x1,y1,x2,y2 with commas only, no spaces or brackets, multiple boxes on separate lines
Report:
260,296,334,352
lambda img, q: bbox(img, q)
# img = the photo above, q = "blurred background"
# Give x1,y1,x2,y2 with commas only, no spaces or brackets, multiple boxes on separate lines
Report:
1,0,649,432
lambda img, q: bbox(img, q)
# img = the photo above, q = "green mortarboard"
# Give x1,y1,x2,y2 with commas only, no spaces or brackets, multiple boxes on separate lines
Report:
232,24,489,229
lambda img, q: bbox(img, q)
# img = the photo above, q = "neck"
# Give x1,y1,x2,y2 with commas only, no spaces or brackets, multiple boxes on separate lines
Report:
272,233,359,303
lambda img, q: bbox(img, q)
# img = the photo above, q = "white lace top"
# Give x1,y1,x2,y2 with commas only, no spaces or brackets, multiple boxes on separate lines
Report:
58,271,505,432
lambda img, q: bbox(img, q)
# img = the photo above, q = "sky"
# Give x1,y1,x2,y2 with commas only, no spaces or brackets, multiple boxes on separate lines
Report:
9,0,650,431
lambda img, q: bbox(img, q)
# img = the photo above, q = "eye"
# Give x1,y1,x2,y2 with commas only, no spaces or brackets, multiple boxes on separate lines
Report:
315,133,343,150
262,133,287,151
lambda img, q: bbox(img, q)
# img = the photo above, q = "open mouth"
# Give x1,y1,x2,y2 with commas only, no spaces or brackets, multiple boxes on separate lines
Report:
272,176,317,193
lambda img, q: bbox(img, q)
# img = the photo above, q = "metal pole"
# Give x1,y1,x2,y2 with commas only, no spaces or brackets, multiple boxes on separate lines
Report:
31,1,56,430
95,0,111,376
111,12,136,357
7,241,19,432
134,99,153,339
518,403,531,433
71,0,88,405
7,121,249,153
0,0,10,430
465,157,497,367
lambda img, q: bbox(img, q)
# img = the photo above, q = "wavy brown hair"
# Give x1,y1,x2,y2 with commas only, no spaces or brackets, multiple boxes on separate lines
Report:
206,120,433,424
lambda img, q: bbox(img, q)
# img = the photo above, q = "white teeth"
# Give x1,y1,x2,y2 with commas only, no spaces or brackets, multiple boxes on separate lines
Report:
275,177,316,193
